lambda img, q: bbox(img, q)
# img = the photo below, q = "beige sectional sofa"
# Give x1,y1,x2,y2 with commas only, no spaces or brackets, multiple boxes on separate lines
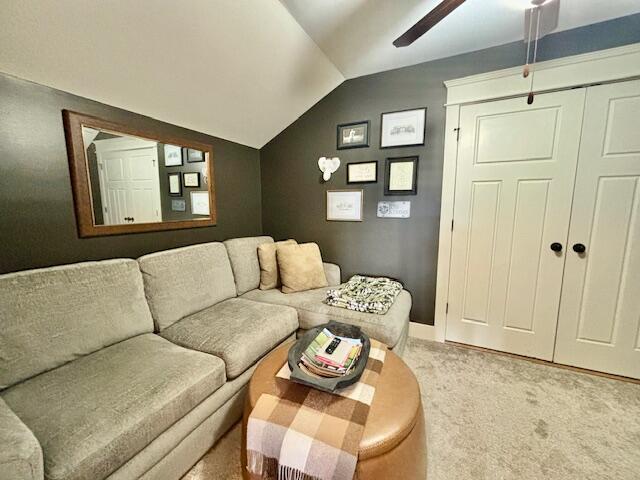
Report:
0,236,411,480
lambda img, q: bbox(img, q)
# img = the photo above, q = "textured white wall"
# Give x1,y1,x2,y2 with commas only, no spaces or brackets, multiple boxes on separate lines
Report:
0,0,344,148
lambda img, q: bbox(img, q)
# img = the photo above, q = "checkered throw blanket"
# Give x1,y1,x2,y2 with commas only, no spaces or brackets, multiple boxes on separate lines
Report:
246,340,387,480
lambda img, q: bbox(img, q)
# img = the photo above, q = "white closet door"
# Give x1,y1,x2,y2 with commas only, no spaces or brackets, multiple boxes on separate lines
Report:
554,80,640,379
446,89,586,360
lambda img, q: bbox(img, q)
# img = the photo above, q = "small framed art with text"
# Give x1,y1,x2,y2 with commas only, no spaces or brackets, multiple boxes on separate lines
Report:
326,189,363,221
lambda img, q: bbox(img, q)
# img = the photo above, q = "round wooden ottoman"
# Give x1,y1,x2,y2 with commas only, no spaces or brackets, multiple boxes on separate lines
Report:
241,341,427,479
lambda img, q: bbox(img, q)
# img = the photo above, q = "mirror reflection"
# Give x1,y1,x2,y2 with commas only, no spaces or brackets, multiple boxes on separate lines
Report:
83,127,210,226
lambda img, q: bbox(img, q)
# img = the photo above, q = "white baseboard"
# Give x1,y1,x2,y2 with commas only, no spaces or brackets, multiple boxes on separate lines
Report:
409,321,443,342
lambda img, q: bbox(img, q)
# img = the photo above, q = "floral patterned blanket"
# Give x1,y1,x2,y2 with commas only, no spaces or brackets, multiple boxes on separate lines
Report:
325,275,403,315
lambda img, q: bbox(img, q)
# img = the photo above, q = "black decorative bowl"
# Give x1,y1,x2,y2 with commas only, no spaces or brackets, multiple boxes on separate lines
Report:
287,321,370,393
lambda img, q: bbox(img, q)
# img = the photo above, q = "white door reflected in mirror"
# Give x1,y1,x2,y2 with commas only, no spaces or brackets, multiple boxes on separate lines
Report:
82,126,210,226
94,136,161,225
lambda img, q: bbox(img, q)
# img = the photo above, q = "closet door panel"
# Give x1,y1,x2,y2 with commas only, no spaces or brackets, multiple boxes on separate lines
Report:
446,89,586,360
461,181,501,323
555,80,640,379
503,179,551,332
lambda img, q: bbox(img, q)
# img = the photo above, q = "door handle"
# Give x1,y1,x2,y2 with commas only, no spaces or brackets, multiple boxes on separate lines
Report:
550,242,563,252
572,243,586,254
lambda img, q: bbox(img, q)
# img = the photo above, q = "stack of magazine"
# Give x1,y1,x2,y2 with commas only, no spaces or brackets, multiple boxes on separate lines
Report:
298,328,363,378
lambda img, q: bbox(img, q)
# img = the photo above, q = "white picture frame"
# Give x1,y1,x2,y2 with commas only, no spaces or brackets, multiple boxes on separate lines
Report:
380,107,426,148
164,144,183,166
326,189,363,222
190,191,210,216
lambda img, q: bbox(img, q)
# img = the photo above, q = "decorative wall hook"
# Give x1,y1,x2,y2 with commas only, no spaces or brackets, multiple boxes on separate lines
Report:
318,156,340,182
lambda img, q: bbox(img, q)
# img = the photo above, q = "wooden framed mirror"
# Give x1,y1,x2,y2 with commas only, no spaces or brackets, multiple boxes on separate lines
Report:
63,110,216,237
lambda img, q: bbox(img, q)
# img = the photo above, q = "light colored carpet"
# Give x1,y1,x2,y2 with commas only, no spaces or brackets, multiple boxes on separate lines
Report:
183,338,640,480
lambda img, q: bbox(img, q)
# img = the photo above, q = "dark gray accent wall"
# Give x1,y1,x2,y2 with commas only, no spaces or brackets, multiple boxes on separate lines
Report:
0,73,262,273
260,14,640,325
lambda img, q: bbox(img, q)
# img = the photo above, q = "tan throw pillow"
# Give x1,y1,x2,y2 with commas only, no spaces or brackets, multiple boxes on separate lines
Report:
258,239,297,290
277,242,328,294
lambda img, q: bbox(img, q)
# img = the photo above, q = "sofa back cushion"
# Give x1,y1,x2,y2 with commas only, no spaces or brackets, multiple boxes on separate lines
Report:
258,239,297,290
138,242,236,331
0,259,153,389
277,242,328,293
224,236,274,295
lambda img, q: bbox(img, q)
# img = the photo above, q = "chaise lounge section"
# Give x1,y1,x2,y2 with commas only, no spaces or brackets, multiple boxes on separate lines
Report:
225,236,411,353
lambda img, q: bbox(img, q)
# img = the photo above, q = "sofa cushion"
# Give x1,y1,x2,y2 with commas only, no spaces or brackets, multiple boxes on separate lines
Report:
323,262,341,287
138,242,236,331
242,286,411,348
258,239,296,290
161,298,298,379
0,397,43,480
0,259,154,389
224,236,274,295
276,242,328,293
1,334,225,480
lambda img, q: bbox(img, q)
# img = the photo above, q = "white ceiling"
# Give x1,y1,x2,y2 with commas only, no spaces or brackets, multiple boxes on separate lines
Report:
1,1,638,149
281,0,640,79
0,0,344,148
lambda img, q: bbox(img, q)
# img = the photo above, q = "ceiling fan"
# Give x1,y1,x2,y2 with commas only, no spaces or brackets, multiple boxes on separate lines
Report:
393,0,560,48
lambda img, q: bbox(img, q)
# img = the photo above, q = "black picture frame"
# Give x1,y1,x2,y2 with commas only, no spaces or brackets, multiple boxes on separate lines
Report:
184,147,205,163
337,120,370,149
346,161,378,184
168,172,182,196
384,156,419,195
183,172,201,188
380,107,427,149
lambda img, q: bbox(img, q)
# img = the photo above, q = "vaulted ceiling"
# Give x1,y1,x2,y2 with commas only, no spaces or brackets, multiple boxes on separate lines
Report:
1,1,638,149
0,0,344,148
282,0,640,79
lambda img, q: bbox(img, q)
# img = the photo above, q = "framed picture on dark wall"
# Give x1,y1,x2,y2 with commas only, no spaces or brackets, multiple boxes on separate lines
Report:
337,121,370,149
380,107,426,148
168,172,182,196
326,189,363,221
191,191,210,215
183,172,201,188
164,144,183,166
171,199,186,212
347,161,377,184
384,156,418,195
184,147,205,163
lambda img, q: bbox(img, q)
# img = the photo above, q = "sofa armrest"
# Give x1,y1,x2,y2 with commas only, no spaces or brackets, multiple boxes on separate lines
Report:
0,398,43,480
323,262,341,287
